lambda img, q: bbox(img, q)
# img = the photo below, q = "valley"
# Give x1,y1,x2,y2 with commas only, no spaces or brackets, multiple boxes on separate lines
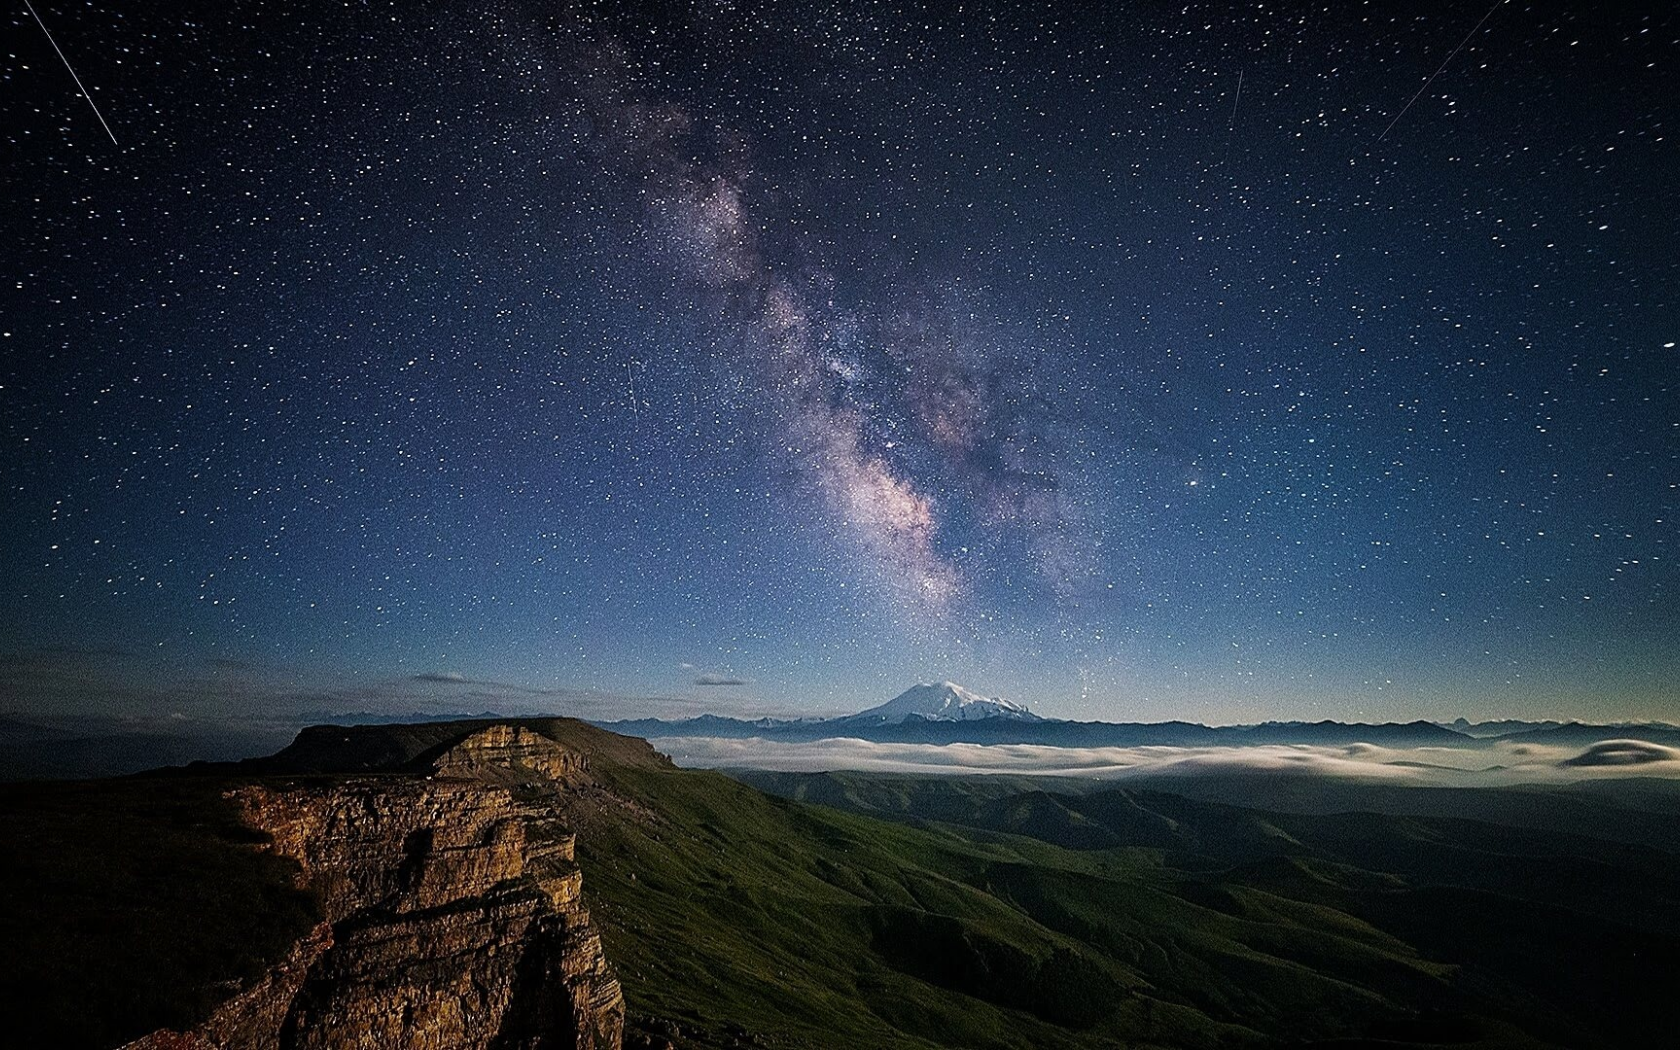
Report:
3,717,1676,1049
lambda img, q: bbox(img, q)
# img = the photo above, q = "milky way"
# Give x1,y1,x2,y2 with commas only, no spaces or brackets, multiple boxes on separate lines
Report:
1,0,1675,721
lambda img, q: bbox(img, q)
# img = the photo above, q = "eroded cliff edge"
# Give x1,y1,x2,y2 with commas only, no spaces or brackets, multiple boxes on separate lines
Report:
125,725,625,1050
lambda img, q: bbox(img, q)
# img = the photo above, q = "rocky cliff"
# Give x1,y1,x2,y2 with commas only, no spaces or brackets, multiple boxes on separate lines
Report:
124,725,624,1050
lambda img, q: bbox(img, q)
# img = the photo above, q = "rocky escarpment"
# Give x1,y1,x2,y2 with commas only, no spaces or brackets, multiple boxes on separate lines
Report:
125,725,624,1050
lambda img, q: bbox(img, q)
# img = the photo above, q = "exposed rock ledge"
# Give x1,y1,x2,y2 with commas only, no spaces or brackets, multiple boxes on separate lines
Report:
124,725,624,1050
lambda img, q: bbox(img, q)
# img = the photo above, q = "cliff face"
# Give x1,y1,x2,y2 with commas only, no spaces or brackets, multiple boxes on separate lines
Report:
125,725,624,1050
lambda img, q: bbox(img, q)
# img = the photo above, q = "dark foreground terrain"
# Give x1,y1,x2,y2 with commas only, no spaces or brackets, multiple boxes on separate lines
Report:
2,719,1677,1049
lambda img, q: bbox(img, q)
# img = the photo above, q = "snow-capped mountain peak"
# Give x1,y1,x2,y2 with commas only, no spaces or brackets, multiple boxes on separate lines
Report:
848,681,1039,723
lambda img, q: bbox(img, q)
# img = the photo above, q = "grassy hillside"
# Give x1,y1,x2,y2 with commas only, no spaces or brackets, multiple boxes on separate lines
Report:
736,768,1680,853
566,754,1679,1050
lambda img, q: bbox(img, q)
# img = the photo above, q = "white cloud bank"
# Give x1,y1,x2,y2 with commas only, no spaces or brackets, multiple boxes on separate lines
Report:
652,736,1680,786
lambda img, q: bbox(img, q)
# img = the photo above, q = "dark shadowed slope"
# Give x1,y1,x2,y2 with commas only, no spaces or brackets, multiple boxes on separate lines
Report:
0,778,318,1049
737,769,1680,854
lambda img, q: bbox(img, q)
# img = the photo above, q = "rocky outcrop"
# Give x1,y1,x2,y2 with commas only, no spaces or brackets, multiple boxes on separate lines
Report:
430,724,592,786
125,726,624,1050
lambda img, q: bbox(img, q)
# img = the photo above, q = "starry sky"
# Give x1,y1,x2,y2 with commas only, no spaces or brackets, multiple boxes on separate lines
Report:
2,0,1676,723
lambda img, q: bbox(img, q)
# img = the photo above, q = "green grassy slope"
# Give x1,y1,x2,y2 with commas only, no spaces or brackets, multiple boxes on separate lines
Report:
737,769,1680,853
558,752,1669,1050
705,768,1680,1049
574,762,1266,1050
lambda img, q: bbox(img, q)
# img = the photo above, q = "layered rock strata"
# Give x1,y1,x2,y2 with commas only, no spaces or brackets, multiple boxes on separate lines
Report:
125,726,623,1050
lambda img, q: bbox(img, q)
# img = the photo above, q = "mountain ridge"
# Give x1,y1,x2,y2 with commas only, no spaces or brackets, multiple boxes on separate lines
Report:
8,716,1680,1049
841,681,1041,724
592,684,1680,751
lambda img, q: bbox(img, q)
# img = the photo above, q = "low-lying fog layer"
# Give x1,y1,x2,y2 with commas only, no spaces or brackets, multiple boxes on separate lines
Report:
653,736,1680,785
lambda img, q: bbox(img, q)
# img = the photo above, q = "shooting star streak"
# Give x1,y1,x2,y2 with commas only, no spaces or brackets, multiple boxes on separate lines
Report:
24,0,119,146
1229,69,1243,130
1377,0,1505,143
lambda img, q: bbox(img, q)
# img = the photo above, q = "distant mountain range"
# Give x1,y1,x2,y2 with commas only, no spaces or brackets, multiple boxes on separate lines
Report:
599,681,1680,750
1443,717,1566,737
6,684,1675,782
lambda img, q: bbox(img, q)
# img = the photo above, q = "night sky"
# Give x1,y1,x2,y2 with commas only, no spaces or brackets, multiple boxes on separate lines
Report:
3,0,1675,723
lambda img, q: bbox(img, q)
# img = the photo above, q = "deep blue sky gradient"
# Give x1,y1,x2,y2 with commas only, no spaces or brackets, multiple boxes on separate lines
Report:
2,0,1675,721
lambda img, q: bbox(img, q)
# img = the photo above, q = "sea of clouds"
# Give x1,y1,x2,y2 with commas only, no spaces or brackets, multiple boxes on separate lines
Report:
652,735,1680,786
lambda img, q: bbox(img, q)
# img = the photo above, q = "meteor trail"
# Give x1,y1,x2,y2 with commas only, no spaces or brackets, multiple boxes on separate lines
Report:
24,0,119,146
1377,0,1505,143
